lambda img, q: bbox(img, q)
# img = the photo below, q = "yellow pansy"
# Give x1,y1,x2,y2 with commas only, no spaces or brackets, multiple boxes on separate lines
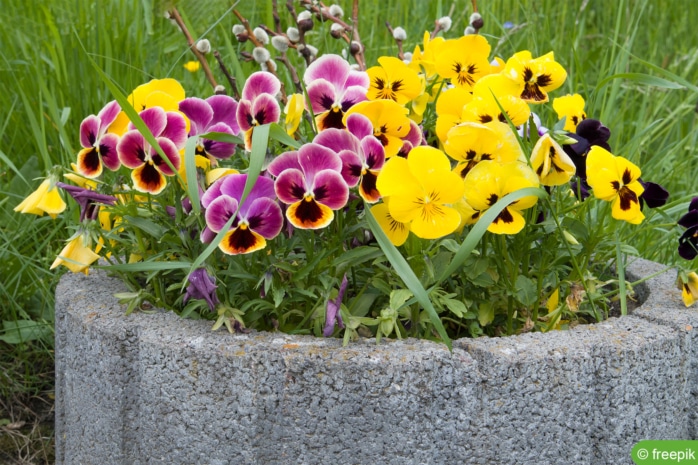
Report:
530,133,576,186
586,146,645,224
552,93,587,131
680,272,698,307
284,93,306,136
370,198,411,246
463,74,531,127
50,232,101,275
367,56,422,105
434,35,492,91
14,178,66,219
444,122,523,178
435,87,474,144
503,51,567,104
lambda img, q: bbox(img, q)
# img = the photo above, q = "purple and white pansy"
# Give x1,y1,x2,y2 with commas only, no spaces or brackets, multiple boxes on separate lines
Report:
179,95,240,161
236,71,282,151
77,100,122,178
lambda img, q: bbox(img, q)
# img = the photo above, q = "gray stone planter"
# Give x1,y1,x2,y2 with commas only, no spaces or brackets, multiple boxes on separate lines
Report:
55,258,697,465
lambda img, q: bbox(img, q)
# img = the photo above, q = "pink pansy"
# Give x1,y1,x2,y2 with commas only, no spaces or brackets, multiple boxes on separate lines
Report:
76,100,122,178
304,54,370,131
396,119,426,158
267,144,349,229
117,107,187,194
201,174,283,255
236,72,281,151
179,95,240,160
313,113,385,203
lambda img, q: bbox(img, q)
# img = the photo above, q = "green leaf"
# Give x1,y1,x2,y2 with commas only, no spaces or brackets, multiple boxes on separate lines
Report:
477,302,494,327
596,72,686,90
183,137,201,215
122,215,166,238
0,320,52,344
103,261,191,272
441,298,467,318
198,131,244,145
514,275,537,307
365,204,452,350
389,289,413,310
269,122,302,149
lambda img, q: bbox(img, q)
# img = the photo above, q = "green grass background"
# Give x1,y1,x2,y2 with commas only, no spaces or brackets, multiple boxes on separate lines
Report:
1,0,697,461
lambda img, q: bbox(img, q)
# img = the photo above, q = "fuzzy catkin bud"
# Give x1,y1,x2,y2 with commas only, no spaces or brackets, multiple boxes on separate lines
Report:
437,16,452,32
306,44,318,59
286,27,300,42
330,23,344,39
464,25,476,35
349,40,362,55
392,26,407,41
232,25,248,42
470,12,484,30
196,39,211,54
328,4,344,18
253,27,270,45
271,35,289,52
214,85,226,95
403,51,413,63
298,11,314,32
252,46,271,64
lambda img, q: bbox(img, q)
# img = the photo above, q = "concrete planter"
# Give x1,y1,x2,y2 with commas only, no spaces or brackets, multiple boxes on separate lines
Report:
55,258,697,465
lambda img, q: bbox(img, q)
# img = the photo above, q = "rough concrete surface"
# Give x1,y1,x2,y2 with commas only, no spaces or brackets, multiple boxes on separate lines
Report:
55,258,697,465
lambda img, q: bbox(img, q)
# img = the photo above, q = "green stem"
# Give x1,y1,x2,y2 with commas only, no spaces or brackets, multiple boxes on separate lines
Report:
616,242,628,316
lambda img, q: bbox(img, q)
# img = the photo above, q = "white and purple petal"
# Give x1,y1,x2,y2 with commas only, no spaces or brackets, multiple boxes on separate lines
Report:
80,115,100,149
205,195,239,232
340,85,369,112
236,100,254,132
117,131,148,169
130,107,168,137
150,137,181,175
338,150,363,187
203,122,237,159
361,136,385,170
346,113,374,140
245,197,283,239
306,79,338,114
161,112,188,149
298,143,343,183
345,69,370,90
99,133,122,171
242,71,281,102
97,100,122,130
303,54,350,92
313,128,361,154
251,93,281,125
274,168,307,204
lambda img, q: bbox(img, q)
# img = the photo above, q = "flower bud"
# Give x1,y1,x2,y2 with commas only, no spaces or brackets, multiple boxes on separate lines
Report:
286,27,300,42
437,16,452,32
196,39,211,54
330,23,344,39
253,27,270,45
252,46,271,64
470,12,484,30
297,11,314,32
403,51,413,64
464,25,476,35
306,44,318,59
232,24,245,36
271,35,290,52
214,85,226,95
392,26,407,41
349,40,362,55
328,4,344,18
261,60,277,72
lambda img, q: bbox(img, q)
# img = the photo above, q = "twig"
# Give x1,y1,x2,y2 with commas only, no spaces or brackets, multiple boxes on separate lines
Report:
350,0,366,70
168,8,218,91
385,21,404,60
213,51,240,100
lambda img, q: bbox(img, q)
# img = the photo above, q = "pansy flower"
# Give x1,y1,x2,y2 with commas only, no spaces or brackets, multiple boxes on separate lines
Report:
284,93,306,136
462,74,531,127
677,197,698,260
236,71,281,151
396,119,425,158
304,54,369,131
553,93,586,132
366,56,422,105
344,100,411,158
408,31,446,81
268,143,349,230
370,198,411,246
461,160,540,235
503,51,567,103
109,78,187,136
201,174,283,255
680,272,698,306
76,100,122,178
434,35,492,91
562,118,611,180
56,182,117,222
585,146,644,224
183,268,219,312
435,87,474,143
117,107,188,195
14,177,66,218
444,122,523,178
50,231,101,275
179,95,240,161
376,146,464,239
530,133,576,186
313,113,385,203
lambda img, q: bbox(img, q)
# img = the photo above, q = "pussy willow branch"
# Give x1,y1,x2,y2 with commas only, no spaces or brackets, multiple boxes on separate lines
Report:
168,8,218,91
350,0,366,70
384,21,404,60
431,2,458,38
213,51,240,99
233,9,287,103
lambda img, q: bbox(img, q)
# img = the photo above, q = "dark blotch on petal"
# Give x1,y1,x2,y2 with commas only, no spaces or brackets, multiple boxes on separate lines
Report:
618,186,638,211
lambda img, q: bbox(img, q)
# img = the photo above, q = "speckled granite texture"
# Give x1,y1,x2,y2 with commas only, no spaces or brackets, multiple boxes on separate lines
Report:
55,258,697,465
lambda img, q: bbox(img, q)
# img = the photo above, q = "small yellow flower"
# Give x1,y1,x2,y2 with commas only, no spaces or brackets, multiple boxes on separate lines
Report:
284,93,306,136
503,51,567,104
50,233,101,275
435,87,473,143
444,122,523,178
183,61,201,72
552,93,587,131
14,178,66,219
680,272,698,307
435,35,492,91
367,56,422,105
463,74,531,127
530,133,576,186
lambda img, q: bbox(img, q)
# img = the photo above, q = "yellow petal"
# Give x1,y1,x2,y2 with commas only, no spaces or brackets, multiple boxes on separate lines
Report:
410,204,462,239
552,93,586,131
370,201,410,246
50,234,101,274
376,156,415,197
530,133,576,186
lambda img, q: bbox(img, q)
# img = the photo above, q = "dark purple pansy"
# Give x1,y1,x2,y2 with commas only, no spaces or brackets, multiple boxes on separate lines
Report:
56,182,117,222
268,143,349,230
201,173,283,255
677,197,698,260
562,119,611,181
639,180,669,209
179,95,240,160
183,268,219,312
77,100,122,178
304,54,369,131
